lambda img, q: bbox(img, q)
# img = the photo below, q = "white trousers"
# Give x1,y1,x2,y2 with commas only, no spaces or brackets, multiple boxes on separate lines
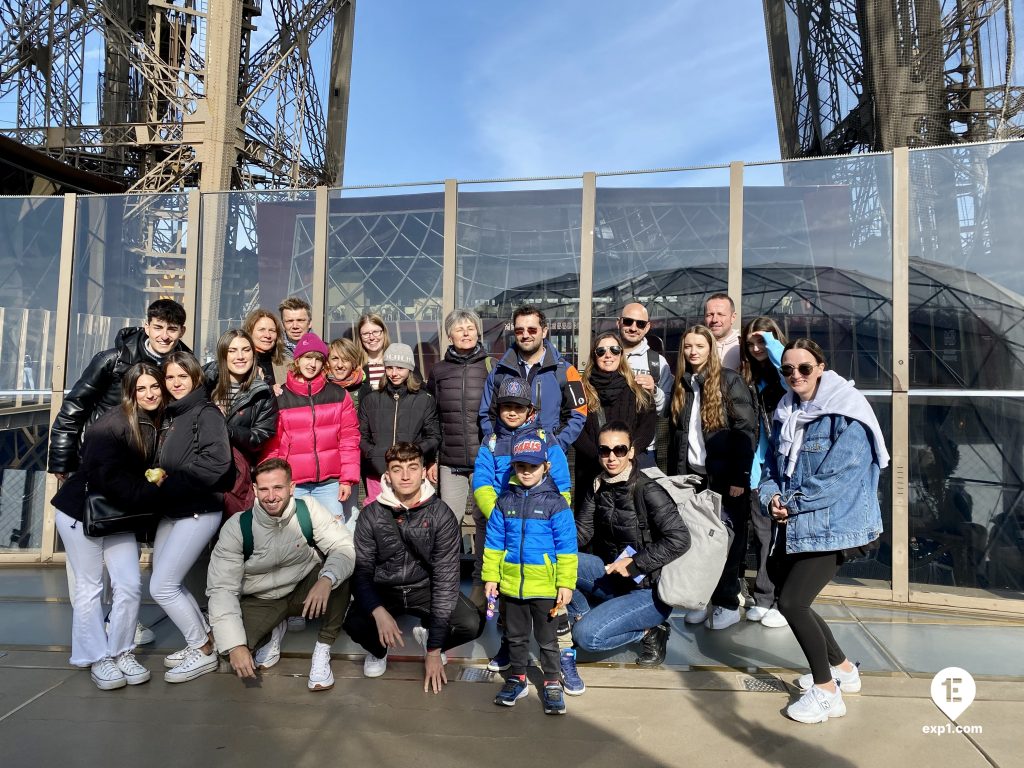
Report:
151,513,220,649
56,511,141,666
438,465,473,522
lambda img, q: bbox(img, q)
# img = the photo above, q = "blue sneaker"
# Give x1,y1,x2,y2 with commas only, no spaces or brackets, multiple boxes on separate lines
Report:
494,676,529,707
559,648,586,695
487,638,511,672
542,682,566,715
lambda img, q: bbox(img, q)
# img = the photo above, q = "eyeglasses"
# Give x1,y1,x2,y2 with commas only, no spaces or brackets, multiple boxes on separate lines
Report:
598,444,630,458
360,329,383,340
780,363,819,378
514,326,541,336
619,317,649,330
594,345,622,357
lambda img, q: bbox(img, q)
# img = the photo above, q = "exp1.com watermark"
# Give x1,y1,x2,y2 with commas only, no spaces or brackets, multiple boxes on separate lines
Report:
923,667,983,735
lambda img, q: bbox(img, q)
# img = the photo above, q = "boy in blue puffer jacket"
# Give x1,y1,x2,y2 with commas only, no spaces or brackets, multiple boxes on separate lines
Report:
483,433,577,714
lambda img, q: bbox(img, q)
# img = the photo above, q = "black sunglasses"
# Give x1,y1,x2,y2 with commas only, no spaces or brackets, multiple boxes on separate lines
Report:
619,317,649,330
595,345,622,357
780,363,818,377
598,444,630,458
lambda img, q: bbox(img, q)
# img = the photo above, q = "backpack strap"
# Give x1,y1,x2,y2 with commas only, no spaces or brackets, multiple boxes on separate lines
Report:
240,510,254,561
484,356,494,373
240,500,315,561
631,476,653,549
647,349,660,380
294,498,315,549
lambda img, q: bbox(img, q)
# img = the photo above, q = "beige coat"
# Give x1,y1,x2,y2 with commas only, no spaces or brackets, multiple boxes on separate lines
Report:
207,496,356,652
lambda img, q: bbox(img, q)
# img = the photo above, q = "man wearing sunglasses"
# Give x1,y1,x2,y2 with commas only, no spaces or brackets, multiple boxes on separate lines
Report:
479,305,587,452
617,303,674,467
704,293,741,372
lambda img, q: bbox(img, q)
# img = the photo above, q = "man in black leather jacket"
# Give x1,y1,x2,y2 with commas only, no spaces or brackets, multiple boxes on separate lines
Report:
343,442,483,693
48,299,190,477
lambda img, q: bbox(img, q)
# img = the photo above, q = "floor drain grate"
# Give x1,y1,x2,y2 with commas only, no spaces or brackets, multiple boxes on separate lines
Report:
739,675,787,693
458,667,498,683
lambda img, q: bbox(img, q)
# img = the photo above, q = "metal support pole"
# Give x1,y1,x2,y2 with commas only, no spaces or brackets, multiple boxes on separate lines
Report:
728,161,744,328
312,186,329,331
891,147,911,603
181,190,202,350
441,179,458,352
578,172,597,364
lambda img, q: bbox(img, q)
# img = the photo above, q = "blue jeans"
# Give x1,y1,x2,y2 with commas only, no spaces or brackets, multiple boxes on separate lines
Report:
569,553,672,652
295,480,358,530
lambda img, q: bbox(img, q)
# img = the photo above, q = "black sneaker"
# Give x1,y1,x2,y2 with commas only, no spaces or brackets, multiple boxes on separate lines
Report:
494,677,529,707
636,622,670,667
542,682,566,715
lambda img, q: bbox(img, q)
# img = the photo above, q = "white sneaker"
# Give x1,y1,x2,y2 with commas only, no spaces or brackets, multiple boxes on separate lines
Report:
705,606,741,630
135,623,156,645
797,662,861,693
287,616,307,631
308,641,334,691
746,606,769,622
90,658,127,690
412,625,447,665
115,651,151,685
760,608,789,628
163,647,189,669
254,620,287,669
683,607,708,624
787,685,847,723
363,652,388,678
164,647,219,684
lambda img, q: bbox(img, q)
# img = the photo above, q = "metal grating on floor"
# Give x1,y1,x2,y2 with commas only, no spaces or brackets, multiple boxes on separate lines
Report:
457,667,498,683
738,674,788,693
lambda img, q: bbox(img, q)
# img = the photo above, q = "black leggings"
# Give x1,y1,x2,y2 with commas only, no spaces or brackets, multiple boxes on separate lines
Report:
767,524,846,685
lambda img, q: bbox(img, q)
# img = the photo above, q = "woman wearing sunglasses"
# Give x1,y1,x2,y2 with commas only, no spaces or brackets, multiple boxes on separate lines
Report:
569,421,690,666
759,339,888,724
668,324,757,631
574,332,656,511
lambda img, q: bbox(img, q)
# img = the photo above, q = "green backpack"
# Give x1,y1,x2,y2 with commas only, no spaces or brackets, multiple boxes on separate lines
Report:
239,498,314,561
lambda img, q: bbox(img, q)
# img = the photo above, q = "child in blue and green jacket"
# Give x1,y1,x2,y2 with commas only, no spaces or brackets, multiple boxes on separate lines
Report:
483,431,577,714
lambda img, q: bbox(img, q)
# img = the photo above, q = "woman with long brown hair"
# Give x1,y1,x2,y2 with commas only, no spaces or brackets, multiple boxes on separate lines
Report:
669,324,756,631
356,312,391,392
243,308,287,386
574,332,656,509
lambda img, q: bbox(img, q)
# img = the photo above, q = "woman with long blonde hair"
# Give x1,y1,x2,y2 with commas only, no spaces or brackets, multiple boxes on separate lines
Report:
669,324,756,632
574,332,656,510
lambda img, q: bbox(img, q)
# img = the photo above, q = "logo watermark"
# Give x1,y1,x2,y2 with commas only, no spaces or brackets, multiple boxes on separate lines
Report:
923,667,982,735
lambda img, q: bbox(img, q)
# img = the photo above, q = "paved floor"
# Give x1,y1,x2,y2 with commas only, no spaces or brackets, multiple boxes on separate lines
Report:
2,566,1023,767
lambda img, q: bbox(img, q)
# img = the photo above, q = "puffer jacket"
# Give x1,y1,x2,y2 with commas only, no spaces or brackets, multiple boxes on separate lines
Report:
51,406,162,527
668,367,757,489
352,479,461,650
481,475,578,599
203,362,279,459
206,495,356,652
156,387,233,518
358,381,441,475
472,418,571,518
426,343,492,470
576,465,692,589
478,340,588,452
48,327,192,473
260,371,360,485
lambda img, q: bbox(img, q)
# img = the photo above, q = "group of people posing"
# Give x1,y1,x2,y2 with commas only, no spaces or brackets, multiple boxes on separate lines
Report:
48,292,887,723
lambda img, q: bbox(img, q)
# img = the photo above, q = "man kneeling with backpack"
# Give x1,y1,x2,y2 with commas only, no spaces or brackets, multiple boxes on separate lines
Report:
207,458,355,691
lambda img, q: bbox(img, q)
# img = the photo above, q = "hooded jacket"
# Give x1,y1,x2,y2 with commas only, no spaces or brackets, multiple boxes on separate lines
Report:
48,327,192,473
478,340,587,452
426,343,493,469
481,474,578,600
260,371,360,485
351,479,461,650
202,362,279,459
357,380,441,476
206,495,356,652
156,387,233,518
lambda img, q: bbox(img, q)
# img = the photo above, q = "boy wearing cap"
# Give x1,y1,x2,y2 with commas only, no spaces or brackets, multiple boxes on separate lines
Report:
357,342,441,505
483,432,578,715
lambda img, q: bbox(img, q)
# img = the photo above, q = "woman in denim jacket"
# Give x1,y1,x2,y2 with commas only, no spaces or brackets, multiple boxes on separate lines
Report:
758,339,889,725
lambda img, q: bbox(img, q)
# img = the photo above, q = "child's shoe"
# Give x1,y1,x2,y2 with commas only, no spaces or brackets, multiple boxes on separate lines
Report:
559,648,586,695
542,681,566,715
494,675,529,707
487,637,511,672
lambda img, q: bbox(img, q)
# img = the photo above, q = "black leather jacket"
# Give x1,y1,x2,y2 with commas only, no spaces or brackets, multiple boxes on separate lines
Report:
426,344,492,469
358,382,441,475
48,327,192,474
202,362,279,460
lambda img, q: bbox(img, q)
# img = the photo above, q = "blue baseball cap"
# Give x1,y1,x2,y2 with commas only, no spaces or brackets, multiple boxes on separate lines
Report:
511,430,548,465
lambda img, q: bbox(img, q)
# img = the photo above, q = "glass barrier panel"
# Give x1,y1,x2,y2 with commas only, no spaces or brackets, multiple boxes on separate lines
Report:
326,186,445,379
0,418,49,552
743,157,894,388
909,395,1023,602
457,181,583,367
909,142,1024,389
199,190,315,361
69,193,191,380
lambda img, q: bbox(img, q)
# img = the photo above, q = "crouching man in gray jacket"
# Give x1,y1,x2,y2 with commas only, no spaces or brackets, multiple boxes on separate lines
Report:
207,458,356,691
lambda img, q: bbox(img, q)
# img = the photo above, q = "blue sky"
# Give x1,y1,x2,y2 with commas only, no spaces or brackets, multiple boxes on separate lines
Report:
341,3,782,186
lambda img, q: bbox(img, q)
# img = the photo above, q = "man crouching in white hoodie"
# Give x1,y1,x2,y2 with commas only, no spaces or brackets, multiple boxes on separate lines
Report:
207,457,355,691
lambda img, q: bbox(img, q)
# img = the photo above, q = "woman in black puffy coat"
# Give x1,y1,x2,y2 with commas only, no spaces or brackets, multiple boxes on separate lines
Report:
152,351,232,684
570,421,690,667
668,324,757,631
574,332,656,511
204,329,279,515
